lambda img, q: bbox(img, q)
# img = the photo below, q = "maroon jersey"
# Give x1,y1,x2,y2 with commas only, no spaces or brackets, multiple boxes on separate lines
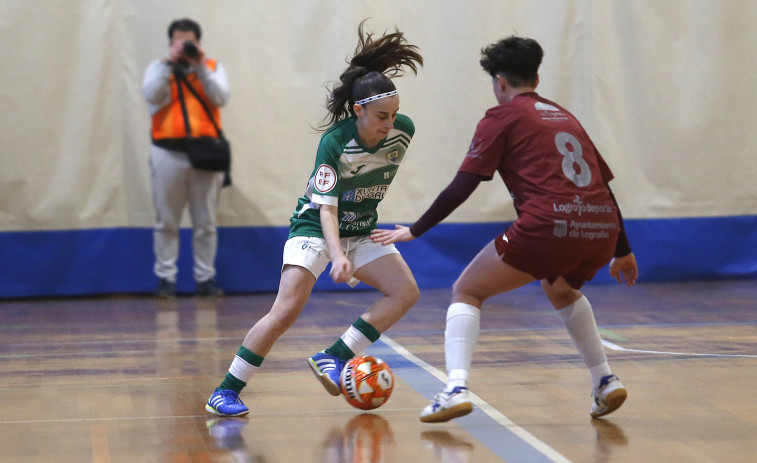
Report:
460,92,619,287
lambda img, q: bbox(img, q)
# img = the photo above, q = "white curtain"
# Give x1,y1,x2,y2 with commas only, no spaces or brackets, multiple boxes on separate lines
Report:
1,0,755,231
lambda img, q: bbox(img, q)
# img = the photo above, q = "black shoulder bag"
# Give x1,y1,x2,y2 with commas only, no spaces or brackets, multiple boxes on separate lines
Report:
175,68,232,186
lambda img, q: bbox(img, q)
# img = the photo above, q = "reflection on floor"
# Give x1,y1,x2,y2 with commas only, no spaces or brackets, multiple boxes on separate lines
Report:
0,280,756,462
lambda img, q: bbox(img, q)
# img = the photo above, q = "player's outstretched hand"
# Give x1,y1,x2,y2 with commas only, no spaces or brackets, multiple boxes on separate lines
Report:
609,252,638,287
371,225,415,245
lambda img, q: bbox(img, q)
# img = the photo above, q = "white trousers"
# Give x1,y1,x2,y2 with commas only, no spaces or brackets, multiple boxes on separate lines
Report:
150,145,222,282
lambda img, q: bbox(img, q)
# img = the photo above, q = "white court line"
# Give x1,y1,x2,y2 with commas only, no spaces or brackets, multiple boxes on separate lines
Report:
381,335,572,463
602,339,757,358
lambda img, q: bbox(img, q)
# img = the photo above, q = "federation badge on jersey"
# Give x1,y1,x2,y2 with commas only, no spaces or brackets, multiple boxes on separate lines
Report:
470,137,483,153
386,149,400,164
314,164,337,193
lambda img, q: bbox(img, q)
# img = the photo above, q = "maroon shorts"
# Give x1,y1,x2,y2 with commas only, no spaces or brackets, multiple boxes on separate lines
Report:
494,227,615,290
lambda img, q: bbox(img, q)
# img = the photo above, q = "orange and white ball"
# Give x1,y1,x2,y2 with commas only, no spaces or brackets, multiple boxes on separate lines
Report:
340,355,394,410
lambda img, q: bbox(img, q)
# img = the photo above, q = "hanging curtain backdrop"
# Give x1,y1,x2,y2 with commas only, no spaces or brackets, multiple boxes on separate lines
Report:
1,1,756,297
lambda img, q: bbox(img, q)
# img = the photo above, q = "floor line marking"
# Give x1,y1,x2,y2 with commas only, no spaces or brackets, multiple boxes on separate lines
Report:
378,335,572,463
1,415,209,425
598,328,627,342
602,339,757,358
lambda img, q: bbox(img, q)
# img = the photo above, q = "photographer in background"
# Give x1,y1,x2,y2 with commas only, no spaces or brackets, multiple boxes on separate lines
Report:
142,18,230,298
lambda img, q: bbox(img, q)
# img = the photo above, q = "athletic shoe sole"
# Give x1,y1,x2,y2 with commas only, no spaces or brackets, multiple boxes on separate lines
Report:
591,387,627,418
204,403,249,417
307,357,341,396
420,402,474,423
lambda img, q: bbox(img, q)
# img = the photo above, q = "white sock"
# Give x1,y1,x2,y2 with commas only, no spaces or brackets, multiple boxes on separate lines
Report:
228,355,260,383
444,302,480,389
340,325,372,356
557,295,611,387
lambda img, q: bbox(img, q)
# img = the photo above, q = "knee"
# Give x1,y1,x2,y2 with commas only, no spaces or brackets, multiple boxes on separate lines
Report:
394,280,420,309
405,283,420,307
451,279,481,306
265,307,300,334
541,280,583,309
451,279,463,298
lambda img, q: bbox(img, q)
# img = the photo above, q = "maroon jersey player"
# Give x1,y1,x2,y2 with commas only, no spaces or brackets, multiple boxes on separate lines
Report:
372,36,638,422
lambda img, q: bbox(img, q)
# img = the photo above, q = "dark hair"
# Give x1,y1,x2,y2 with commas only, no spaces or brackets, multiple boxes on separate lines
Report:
319,19,423,129
168,18,202,42
480,36,543,88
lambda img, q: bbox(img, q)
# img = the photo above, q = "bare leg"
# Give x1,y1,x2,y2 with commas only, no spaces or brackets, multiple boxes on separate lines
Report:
447,241,535,380
207,265,316,416
452,240,535,307
543,277,628,416
421,240,535,422
540,277,583,309
242,265,316,357
353,253,419,332
542,277,613,388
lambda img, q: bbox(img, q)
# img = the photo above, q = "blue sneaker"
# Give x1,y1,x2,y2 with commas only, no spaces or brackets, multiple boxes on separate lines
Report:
205,389,249,417
307,351,346,396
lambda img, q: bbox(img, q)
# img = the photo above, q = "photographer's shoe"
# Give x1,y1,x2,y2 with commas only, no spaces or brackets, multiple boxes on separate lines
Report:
155,278,176,298
197,279,224,297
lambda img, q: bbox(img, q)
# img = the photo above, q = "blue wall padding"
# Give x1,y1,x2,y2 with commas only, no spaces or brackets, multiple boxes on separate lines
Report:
1,216,755,298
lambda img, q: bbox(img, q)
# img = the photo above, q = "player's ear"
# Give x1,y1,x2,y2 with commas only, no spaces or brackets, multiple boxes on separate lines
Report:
353,103,364,117
495,74,507,92
534,74,540,89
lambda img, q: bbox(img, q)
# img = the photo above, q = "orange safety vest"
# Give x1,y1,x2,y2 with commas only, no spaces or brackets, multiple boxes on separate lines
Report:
151,59,222,141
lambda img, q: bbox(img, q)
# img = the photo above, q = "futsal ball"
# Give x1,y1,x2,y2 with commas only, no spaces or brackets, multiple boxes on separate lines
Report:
340,355,394,410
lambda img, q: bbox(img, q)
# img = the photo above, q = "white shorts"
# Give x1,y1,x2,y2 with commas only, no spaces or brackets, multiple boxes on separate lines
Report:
282,235,400,286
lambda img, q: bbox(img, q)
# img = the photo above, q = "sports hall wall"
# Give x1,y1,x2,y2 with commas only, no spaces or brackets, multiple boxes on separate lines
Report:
1,1,756,298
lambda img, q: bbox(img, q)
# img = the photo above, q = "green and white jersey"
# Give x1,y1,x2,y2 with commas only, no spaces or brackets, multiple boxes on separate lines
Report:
289,114,414,238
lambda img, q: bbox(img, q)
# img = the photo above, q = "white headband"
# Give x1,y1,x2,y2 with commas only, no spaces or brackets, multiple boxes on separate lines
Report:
355,90,398,106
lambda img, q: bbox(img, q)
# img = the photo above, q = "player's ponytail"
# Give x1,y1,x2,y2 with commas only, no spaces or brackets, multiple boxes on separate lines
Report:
319,19,423,129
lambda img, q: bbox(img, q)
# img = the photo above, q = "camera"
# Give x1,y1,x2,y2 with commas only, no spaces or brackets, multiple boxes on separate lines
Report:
182,40,199,59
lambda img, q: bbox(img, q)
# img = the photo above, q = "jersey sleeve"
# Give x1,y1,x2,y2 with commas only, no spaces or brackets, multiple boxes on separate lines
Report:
457,112,507,179
310,135,341,207
393,113,416,138
589,138,615,184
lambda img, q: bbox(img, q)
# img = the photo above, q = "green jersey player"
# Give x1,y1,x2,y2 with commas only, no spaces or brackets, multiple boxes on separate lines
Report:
205,20,424,417
289,112,414,239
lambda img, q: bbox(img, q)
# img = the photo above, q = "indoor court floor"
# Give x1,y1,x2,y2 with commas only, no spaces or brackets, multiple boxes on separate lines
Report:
1,279,756,462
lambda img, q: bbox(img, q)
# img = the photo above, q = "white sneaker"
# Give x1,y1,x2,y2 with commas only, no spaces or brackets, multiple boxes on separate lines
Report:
420,386,474,423
591,374,627,418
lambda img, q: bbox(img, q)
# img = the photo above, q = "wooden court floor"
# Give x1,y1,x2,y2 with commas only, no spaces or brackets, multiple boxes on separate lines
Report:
1,279,756,462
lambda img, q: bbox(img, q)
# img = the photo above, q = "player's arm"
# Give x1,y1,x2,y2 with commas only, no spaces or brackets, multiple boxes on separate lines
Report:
320,204,352,283
607,188,638,286
594,146,638,287
371,171,485,244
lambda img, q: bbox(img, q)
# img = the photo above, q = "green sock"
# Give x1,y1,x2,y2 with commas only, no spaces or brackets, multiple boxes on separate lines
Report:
325,317,381,360
217,346,264,393
353,317,381,342
325,338,354,361
236,345,264,367
218,372,246,394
